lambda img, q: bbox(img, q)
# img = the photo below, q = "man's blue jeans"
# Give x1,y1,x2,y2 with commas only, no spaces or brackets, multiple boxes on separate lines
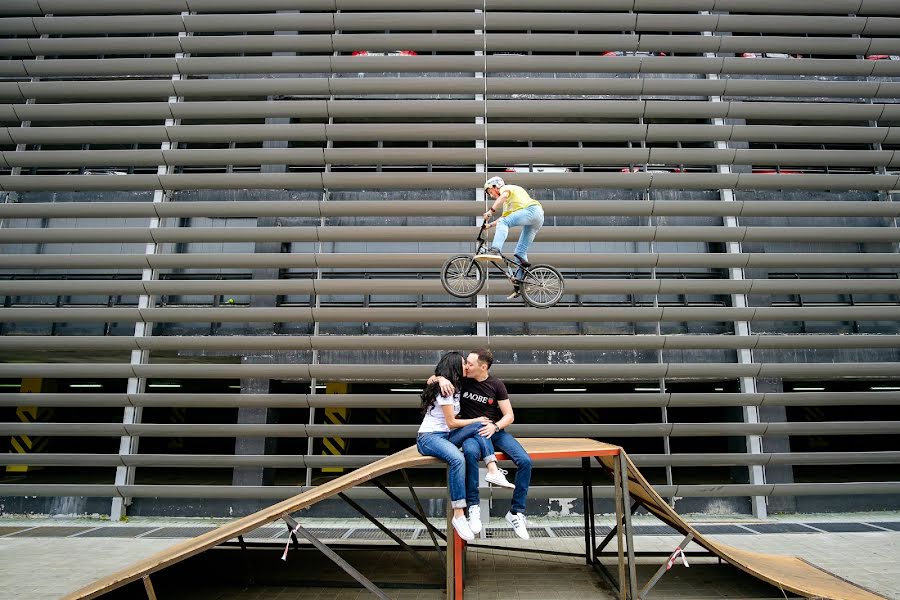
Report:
462,430,532,513
417,423,496,509
490,205,544,279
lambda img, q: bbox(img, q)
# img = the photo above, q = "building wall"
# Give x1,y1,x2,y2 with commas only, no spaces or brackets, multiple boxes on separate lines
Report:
1,1,899,519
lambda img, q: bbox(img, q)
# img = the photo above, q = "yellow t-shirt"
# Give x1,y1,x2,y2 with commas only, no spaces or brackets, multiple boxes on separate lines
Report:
499,184,540,217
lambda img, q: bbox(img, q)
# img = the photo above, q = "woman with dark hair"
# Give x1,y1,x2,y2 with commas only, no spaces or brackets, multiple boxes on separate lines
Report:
417,351,512,540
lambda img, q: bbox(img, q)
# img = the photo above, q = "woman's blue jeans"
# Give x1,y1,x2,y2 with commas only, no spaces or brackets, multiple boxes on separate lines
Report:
417,423,496,509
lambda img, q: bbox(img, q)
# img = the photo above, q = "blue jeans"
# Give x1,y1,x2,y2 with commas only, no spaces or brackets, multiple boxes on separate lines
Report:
448,422,496,464
417,423,495,509
491,205,544,279
462,430,532,513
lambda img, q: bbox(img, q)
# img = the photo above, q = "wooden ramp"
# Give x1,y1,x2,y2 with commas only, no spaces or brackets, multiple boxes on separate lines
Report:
594,452,887,600
65,439,885,600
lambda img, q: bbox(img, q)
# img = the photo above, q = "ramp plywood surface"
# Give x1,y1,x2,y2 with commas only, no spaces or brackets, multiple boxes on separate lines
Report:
596,453,887,600
66,439,885,600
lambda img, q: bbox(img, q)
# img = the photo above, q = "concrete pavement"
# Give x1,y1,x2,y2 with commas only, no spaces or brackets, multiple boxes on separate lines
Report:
0,513,897,599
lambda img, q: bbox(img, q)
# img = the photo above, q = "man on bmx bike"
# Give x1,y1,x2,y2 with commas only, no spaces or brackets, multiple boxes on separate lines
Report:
476,176,545,300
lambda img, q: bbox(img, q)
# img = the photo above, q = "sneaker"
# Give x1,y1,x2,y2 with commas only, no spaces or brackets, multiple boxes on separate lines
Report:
485,468,515,489
505,511,530,540
475,248,503,262
452,515,475,541
514,254,531,268
467,505,482,535
507,288,521,300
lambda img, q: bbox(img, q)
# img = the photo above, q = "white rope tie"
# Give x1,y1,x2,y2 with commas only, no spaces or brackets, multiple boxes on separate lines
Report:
281,522,303,561
666,546,690,570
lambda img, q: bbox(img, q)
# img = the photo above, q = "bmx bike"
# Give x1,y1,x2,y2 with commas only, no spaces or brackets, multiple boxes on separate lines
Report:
440,223,565,308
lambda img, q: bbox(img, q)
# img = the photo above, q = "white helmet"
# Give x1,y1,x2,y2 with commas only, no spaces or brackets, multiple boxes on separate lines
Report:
483,176,505,191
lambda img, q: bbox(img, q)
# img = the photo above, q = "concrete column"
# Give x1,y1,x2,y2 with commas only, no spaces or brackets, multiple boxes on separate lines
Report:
231,211,281,488
757,378,797,513
232,357,275,488
702,25,767,518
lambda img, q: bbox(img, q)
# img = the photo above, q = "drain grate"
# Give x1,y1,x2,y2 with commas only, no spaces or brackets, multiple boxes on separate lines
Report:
485,527,549,538
9,526,95,538
346,529,416,540
550,526,613,537
550,526,585,537
77,527,157,538
239,527,283,539
806,522,882,533
146,527,216,538
694,525,753,535
745,523,817,534
289,528,350,540
634,525,680,536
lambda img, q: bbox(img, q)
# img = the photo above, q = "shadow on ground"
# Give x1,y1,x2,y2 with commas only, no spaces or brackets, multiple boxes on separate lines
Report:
103,543,798,599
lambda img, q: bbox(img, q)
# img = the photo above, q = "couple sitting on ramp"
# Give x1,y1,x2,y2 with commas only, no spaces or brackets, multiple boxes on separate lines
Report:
416,348,533,541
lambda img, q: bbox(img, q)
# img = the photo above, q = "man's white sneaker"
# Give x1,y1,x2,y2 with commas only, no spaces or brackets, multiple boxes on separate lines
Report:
452,515,475,541
467,505,483,535
485,468,515,489
505,511,530,540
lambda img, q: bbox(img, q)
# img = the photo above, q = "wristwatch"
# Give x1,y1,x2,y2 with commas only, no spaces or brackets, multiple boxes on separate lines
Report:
493,424,501,433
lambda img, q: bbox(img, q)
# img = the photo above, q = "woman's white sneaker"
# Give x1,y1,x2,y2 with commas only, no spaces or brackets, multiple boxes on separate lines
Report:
452,515,475,541
485,468,515,489
467,505,482,534
505,511,530,540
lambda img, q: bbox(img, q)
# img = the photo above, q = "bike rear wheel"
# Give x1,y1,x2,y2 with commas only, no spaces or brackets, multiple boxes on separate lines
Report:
441,255,486,298
520,264,564,308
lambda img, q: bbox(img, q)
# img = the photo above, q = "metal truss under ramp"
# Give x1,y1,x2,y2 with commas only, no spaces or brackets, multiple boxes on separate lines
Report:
64,439,885,600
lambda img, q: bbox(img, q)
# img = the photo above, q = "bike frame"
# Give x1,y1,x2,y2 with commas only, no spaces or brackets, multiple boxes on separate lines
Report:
474,224,529,285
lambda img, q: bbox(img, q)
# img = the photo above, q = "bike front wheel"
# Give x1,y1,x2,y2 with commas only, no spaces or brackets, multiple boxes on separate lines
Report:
520,264,565,308
441,255,487,298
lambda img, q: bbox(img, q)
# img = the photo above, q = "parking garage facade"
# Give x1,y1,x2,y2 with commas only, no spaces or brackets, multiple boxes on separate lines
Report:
1,1,899,520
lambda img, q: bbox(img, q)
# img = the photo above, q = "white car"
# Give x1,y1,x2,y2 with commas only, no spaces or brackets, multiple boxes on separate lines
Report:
351,50,417,57
600,51,667,57
82,169,127,176
739,52,802,59
505,166,571,173
620,165,683,174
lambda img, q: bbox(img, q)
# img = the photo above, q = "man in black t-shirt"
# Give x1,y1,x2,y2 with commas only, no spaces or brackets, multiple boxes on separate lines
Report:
434,348,532,539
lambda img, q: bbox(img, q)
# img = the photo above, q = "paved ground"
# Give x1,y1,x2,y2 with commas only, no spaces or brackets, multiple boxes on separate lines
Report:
0,513,897,600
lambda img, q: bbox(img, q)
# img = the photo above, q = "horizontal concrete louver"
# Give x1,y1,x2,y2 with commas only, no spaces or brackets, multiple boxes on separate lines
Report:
1,2,900,506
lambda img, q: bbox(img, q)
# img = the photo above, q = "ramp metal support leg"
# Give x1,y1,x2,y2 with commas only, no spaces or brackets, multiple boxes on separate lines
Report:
142,575,157,600
595,500,641,556
281,514,390,600
582,457,593,565
620,451,639,600
638,533,694,599
338,491,440,577
614,452,627,600
373,474,448,541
